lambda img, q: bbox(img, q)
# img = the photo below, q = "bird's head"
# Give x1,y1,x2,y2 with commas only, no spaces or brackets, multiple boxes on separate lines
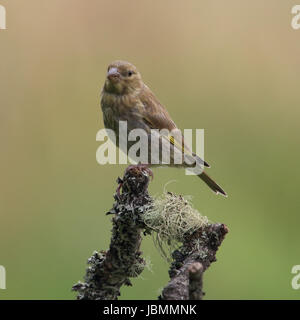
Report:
104,60,143,95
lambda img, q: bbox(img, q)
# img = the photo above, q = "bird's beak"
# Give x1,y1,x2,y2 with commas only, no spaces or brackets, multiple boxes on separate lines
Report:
107,67,121,81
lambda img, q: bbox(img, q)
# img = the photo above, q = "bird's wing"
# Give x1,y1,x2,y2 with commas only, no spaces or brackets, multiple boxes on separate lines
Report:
139,85,210,167
139,85,177,131
138,86,194,158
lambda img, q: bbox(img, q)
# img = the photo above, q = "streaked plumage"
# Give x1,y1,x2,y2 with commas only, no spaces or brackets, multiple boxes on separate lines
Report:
100,60,227,197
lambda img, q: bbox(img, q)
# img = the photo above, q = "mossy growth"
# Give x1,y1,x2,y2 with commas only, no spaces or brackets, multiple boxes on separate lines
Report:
143,191,209,260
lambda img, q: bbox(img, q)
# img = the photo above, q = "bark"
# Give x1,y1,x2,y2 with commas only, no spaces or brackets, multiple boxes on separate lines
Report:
160,223,228,300
72,166,228,300
72,166,152,300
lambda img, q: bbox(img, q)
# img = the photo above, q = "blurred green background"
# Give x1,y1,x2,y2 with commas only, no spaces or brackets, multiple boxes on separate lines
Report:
1,0,300,300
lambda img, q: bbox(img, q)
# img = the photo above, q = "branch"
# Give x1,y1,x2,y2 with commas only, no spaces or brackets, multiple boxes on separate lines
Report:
72,166,152,300
160,223,228,300
72,166,228,300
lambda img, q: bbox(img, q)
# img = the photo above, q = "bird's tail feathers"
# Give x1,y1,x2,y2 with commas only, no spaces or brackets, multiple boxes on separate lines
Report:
198,172,227,197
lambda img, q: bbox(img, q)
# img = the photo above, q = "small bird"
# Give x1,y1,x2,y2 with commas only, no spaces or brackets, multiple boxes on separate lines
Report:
100,60,227,197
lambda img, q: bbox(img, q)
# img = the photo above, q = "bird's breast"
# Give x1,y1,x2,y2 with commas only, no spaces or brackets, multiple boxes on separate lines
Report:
101,91,142,133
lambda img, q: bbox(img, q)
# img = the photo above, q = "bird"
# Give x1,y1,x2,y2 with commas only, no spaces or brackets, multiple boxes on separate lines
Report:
100,60,227,197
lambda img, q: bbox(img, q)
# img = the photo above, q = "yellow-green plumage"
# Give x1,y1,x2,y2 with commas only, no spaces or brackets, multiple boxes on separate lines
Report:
100,60,227,197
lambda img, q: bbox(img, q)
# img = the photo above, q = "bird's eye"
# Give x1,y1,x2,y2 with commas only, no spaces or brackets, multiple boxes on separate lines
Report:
128,71,133,77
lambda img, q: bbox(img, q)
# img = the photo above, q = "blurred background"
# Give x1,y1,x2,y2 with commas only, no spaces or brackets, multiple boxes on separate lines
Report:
0,0,300,300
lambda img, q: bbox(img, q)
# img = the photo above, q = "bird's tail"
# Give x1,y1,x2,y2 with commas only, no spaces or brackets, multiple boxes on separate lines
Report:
198,172,227,197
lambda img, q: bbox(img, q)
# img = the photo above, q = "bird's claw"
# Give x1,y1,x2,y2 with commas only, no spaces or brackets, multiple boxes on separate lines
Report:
115,177,123,197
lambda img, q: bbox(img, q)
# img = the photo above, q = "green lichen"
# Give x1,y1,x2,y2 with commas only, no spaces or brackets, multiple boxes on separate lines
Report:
143,191,209,260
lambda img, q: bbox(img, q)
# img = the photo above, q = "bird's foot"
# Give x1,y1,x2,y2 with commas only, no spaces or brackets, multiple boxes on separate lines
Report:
125,164,154,180
115,177,123,197
116,165,153,197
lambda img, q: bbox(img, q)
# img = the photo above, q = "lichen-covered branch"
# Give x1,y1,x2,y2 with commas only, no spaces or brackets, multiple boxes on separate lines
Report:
160,223,228,300
72,166,228,300
72,166,152,300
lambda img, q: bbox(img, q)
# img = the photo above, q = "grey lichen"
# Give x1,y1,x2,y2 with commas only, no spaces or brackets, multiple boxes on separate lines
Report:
72,166,152,300
72,166,228,300
143,191,209,260
160,223,229,300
